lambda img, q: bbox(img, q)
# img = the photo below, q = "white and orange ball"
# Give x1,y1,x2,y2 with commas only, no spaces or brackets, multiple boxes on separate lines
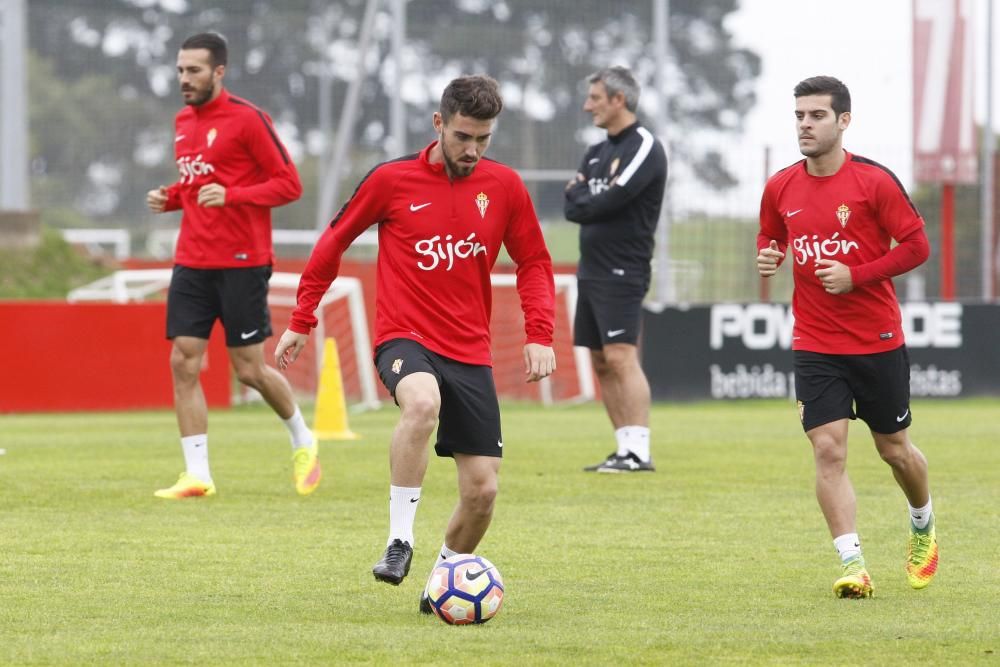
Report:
425,554,504,625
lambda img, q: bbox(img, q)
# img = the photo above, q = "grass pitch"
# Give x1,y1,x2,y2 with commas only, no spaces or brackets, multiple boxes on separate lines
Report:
1,400,997,665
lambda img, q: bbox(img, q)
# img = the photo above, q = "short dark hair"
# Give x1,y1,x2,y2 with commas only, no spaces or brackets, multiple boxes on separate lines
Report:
181,32,228,68
794,76,851,117
439,75,503,123
588,66,640,112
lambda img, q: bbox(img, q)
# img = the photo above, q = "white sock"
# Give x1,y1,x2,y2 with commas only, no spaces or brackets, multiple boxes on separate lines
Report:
283,406,314,450
181,434,211,483
614,427,629,457
909,498,933,530
434,543,459,568
833,533,862,563
617,425,650,462
388,485,421,547
422,544,460,596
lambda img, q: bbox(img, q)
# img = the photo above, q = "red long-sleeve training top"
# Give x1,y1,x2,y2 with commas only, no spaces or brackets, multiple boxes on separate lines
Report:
291,142,555,366
163,88,302,268
758,151,930,354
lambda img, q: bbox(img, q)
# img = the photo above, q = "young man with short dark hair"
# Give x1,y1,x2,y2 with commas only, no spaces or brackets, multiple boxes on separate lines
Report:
757,75,937,598
147,32,318,499
276,75,556,614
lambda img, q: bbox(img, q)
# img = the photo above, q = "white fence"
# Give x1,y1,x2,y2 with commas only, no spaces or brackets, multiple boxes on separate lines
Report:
61,227,378,261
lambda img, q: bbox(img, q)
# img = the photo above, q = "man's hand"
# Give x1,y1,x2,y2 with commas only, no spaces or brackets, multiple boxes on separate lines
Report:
275,328,310,370
756,239,784,277
564,172,585,191
197,183,227,207
814,259,854,294
146,186,168,213
523,343,556,383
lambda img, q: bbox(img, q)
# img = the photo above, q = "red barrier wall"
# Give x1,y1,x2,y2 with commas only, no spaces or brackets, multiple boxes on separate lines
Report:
6,258,583,412
0,302,230,413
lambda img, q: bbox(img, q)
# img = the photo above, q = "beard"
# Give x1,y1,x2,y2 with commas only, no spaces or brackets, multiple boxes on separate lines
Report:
443,150,477,179
183,84,214,106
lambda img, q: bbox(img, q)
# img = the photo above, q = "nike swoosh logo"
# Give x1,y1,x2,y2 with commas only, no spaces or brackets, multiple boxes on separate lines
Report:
240,329,259,340
409,497,420,503
175,135,185,143
607,329,626,338
466,567,493,581
785,209,803,217
588,158,600,164
409,202,432,212
896,409,909,422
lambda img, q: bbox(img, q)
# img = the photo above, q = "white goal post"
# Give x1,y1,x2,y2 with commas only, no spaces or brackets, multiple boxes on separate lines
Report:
490,273,594,405
67,269,381,411
66,269,592,408
266,272,380,411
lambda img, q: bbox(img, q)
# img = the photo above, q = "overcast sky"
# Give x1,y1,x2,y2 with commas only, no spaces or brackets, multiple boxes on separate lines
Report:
726,0,996,189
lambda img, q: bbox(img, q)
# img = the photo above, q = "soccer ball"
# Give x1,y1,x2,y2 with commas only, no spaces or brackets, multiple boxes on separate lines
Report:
425,553,504,625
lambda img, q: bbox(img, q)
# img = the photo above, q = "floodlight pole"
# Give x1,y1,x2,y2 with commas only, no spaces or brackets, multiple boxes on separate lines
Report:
651,0,673,307
0,0,29,211
315,0,380,230
316,8,334,228
388,0,407,158
982,0,996,300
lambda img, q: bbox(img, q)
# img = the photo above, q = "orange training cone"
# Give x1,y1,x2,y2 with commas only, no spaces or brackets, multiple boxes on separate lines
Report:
313,337,360,440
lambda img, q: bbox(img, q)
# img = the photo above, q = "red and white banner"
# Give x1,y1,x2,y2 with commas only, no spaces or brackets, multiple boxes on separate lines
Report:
913,0,977,184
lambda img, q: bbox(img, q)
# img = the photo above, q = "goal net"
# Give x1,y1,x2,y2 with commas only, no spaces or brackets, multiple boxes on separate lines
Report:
67,269,590,407
270,272,592,406
265,273,380,410
489,273,593,404
269,272,590,407
67,269,381,410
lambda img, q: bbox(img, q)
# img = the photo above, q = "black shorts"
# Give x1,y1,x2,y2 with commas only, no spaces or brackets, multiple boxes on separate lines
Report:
794,347,912,434
166,265,272,347
375,338,503,459
574,279,648,348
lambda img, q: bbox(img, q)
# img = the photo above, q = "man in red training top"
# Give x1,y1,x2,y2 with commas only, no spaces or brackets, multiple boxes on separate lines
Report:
757,75,937,599
275,75,556,614
146,32,319,500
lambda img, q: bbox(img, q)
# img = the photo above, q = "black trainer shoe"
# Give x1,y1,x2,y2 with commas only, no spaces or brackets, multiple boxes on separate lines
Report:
419,591,433,615
372,539,413,585
583,451,619,472
595,452,655,473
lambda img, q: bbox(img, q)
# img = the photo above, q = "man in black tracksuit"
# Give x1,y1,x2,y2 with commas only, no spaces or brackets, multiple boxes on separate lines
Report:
564,65,667,473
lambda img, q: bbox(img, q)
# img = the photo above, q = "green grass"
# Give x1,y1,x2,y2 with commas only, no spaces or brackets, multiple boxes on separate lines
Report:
1,400,997,665
0,227,111,299
529,219,795,304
